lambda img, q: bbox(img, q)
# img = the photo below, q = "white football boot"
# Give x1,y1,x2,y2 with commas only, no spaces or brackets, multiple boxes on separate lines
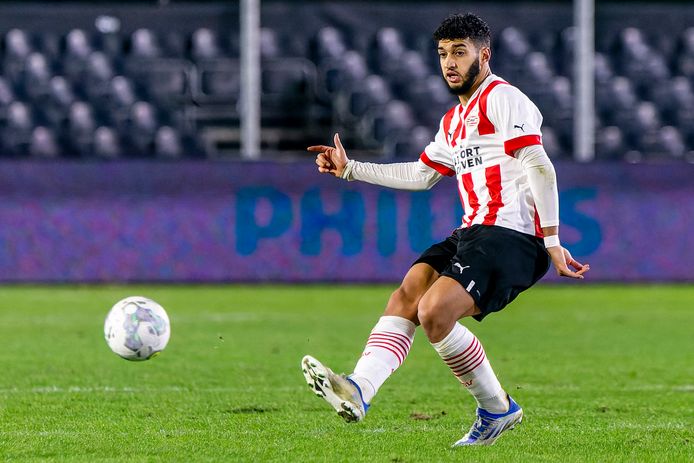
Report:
301,355,369,423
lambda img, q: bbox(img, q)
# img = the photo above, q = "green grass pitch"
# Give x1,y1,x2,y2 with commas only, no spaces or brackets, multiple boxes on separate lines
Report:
0,284,692,462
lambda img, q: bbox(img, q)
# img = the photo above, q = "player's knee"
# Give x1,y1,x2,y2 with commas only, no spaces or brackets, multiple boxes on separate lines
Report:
417,293,447,339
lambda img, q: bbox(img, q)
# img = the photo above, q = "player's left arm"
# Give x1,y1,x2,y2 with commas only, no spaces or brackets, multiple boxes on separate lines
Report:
516,145,590,279
488,85,589,279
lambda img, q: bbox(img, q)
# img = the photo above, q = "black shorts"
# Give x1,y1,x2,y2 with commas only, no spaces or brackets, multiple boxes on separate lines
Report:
413,225,551,321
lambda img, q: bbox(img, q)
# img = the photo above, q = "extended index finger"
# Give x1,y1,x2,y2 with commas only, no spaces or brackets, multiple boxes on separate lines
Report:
307,145,334,152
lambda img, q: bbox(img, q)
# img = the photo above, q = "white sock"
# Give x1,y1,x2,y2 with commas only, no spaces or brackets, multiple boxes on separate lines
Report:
351,315,416,404
431,322,509,413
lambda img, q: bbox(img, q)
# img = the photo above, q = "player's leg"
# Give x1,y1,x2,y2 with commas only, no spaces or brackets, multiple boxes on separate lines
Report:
418,276,509,413
302,263,438,422
349,262,439,403
417,226,551,446
302,232,458,423
419,277,522,446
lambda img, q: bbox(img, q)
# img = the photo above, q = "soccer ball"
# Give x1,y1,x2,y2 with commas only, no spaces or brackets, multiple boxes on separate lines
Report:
104,296,170,361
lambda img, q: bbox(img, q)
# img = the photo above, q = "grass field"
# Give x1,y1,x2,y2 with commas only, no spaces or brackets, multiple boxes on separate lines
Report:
0,284,692,462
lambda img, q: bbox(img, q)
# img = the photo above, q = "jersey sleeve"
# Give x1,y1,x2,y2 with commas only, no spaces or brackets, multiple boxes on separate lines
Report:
487,85,544,157
419,110,456,177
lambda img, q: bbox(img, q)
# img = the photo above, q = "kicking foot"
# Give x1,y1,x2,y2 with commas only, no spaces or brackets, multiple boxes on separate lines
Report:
452,395,523,447
301,355,368,422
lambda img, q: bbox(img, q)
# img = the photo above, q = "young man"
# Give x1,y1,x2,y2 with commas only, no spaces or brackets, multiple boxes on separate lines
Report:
302,13,590,447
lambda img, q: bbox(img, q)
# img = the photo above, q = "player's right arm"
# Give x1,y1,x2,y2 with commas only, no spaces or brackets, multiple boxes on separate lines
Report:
308,133,444,191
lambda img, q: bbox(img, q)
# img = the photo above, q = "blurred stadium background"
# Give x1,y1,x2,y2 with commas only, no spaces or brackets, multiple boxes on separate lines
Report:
0,0,692,283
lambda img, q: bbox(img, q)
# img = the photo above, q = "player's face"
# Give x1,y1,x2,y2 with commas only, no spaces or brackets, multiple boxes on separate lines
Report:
438,39,481,95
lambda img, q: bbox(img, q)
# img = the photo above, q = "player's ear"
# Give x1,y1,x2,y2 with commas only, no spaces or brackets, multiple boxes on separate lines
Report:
480,46,491,65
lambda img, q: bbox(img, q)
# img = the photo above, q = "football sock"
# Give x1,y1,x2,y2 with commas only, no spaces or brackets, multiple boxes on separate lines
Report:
351,315,416,404
431,322,509,414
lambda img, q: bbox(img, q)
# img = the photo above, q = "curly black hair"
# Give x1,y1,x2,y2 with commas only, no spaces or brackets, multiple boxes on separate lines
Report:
433,13,491,48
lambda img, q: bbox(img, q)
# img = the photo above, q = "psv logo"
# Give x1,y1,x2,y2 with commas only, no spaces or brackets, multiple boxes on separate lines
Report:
466,114,479,129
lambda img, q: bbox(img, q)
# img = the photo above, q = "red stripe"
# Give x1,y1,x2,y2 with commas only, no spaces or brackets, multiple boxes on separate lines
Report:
420,152,455,177
477,80,508,135
367,334,410,356
452,349,486,375
367,334,410,358
462,173,479,226
446,340,482,368
442,105,457,144
447,342,484,372
367,334,409,352
377,331,413,347
450,106,465,147
504,134,542,157
365,342,404,364
534,209,543,238
457,353,487,376
482,165,504,225
443,337,478,365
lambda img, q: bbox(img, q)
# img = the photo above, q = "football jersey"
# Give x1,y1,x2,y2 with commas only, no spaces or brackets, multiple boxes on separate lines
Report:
420,74,546,237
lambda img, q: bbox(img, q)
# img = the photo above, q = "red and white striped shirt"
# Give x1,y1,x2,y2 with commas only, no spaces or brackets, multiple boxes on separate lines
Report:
420,74,546,237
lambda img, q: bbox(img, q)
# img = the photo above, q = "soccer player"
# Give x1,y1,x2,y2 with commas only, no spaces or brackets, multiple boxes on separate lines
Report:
302,13,590,447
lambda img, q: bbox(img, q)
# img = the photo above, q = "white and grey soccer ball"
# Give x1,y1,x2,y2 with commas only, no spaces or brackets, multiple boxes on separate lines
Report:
104,296,170,361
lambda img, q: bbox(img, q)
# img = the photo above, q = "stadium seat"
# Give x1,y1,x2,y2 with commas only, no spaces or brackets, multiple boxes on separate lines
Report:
261,58,316,127
540,126,565,159
595,126,626,161
384,125,433,159
338,74,391,124
67,101,97,156
130,28,161,58
127,101,158,155
495,27,530,76
651,76,694,124
154,126,183,158
108,76,137,109
65,29,92,59
191,28,221,61
609,76,638,113
365,99,416,145
385,51,430,100
62,29,94,84
2,101,34,156
125,58,192,107
22,52,52,100
674,106,694,141
93,126,121,159
196,58,240,102
4,28,32,61
677,27,694,78
29,126,60,158
320,50,368,96
372,27,407,75
407,75,452,127
0,76,16,108
84,52,115,101
43,76,76,127
313,27,347,64
658,125,686,159
260,28,280,60
3,29,33,85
